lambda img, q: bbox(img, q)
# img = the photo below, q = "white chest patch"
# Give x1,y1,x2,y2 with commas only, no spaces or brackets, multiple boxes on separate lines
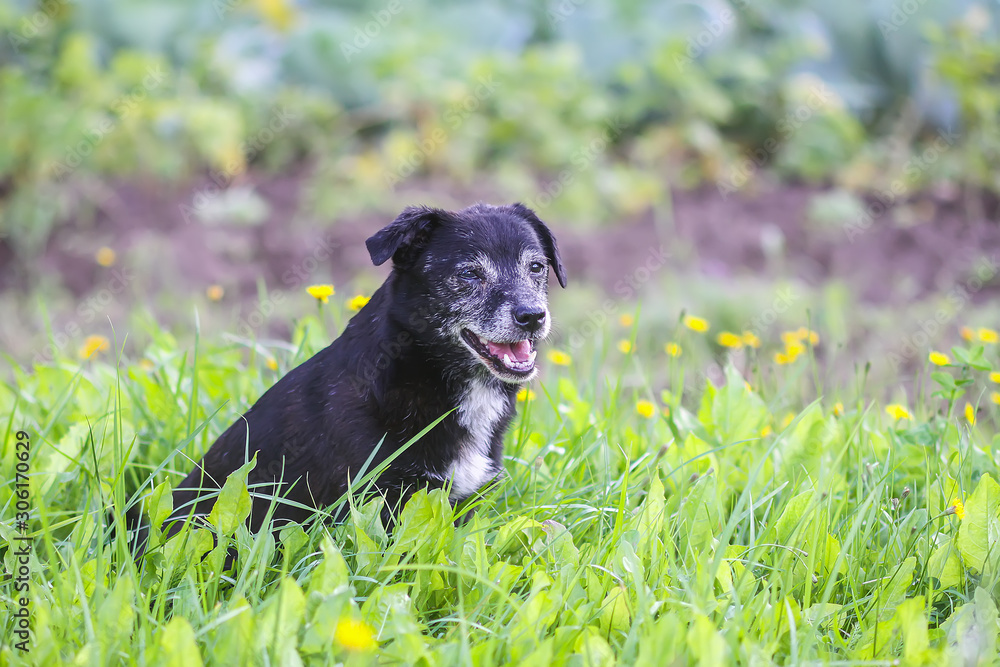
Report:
448,380,506,500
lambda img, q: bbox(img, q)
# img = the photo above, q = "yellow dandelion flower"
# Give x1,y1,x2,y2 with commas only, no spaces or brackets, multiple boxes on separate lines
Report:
950,498,965,520
95,246,116,267
265,357,278,371
964,402,976,425
79,335,110,360
785,341,805,359
683,315,710,333
781,331,800,346
833,402,844,417
306,284,335,303
347,295,370,311
991,392,1000,405
617,339,632,354
255,0,298,32
928,351,950,366
990,372,1000,384
716,331,743,349
334,618,377,652
547,350,571,366
741,331,761,348
206,284,224,301
516,387,535,402
744,381,752,392
791,327,820,345
978,327,999,344
774,352,792,365
960,326,975,341
780,412,795,429
760,425,773,437
665,342,682,357
619,313,634,327
139,358,155,372
636,400,656,419
885,404,912,421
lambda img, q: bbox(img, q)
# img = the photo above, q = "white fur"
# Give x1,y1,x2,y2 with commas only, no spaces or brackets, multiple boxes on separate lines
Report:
448,379,505,500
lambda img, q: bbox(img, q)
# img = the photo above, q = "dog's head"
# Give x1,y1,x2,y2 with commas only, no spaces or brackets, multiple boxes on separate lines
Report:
366,202,567,383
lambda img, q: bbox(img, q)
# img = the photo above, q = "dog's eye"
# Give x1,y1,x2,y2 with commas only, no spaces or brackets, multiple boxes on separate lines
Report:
529,261,545,274
458,268,482,282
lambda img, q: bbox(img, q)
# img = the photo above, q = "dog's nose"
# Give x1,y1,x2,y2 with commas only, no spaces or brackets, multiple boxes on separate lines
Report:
513,306,546,332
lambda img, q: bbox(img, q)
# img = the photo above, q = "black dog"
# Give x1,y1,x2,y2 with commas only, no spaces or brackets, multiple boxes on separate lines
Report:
165,203,566,538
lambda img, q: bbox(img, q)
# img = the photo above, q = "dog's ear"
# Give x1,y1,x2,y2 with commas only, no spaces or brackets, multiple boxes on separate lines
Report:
511,203,567,288
366,206,446,268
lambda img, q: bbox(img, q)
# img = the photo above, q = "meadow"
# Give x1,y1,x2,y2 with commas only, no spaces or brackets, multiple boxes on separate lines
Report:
3,0,1000,663
2,289,999,666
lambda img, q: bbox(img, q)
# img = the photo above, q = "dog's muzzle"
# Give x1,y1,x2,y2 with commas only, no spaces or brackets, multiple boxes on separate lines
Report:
460,330,537,380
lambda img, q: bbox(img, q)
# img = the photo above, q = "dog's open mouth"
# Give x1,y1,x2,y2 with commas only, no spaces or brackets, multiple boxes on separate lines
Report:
461,330,537,378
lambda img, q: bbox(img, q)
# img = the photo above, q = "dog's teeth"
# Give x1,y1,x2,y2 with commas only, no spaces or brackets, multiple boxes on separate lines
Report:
528,350,536,364
503,353,513,368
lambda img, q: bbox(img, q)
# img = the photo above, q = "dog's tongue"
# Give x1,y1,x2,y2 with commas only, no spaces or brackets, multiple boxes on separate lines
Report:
488,339,532,361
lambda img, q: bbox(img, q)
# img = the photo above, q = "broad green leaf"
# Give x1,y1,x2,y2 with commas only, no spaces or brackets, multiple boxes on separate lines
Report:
678,474,717,555
393,488,452,558
460,523,490,589
362,583,420,644
278,523,308,562
308,536,351,594
543,519,580,569
207,455,255,537
96,577,135,647
774,490,815,545
709,365,769,445
574,626,615,667
158,617,203,667
255,577,306,660
874,556,915,621
895,596,930,661
803,603,843,631
927,543,963,593
496,516,547,556
350,503,382,575
146,480,173,528
634,472,665,557
598,585,631,635
930,372,957,390
957,473,1000,576
210,595,254,665
687,614,727,666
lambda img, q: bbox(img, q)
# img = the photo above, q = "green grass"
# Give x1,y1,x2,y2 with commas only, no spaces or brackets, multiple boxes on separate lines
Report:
2,299,1000,666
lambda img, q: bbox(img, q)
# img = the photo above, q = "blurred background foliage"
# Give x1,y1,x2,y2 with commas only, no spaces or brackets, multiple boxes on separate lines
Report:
2,0,999,259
